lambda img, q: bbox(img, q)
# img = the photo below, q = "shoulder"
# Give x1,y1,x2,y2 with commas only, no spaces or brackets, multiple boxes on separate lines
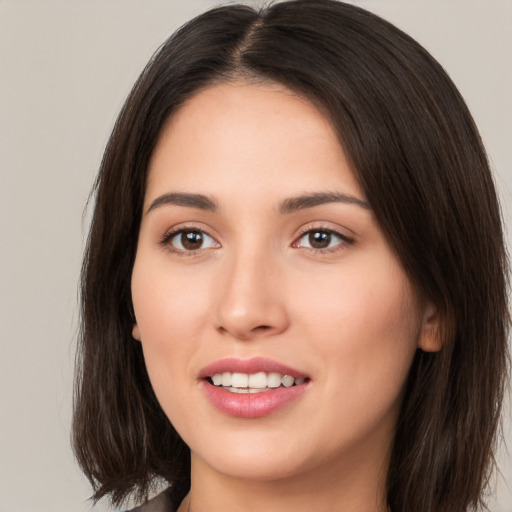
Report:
125,488,177,512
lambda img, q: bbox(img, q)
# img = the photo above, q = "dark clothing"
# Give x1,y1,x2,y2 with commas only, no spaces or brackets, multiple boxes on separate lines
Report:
127,488,180,512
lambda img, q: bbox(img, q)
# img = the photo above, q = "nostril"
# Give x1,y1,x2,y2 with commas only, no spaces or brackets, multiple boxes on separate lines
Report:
253,325,271,332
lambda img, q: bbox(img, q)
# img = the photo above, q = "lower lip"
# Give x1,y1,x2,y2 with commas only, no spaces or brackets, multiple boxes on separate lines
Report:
201,381,308,418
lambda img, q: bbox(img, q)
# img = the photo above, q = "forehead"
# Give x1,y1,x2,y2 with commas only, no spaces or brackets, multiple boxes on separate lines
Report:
145,82,362,206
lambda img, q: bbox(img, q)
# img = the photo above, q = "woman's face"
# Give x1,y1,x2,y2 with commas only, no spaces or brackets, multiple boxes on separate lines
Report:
131,83,437,484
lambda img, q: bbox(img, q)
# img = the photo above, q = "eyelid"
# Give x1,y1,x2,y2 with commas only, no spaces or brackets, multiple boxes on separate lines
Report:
158,224,221,255
157,222,354,256
292,223,355,252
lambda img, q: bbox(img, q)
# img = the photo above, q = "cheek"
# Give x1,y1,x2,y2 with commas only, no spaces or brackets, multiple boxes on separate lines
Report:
297,257,419,340
293,257,421,413
131,257,210,389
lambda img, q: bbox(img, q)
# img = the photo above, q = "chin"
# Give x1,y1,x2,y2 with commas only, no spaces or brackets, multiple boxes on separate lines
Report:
185,422,311,480
196,448,310,482
187,419,348,486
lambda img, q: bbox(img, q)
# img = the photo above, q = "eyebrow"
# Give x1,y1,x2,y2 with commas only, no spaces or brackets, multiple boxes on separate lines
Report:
147,192,218,214
278,192,371,213
146,190,371,215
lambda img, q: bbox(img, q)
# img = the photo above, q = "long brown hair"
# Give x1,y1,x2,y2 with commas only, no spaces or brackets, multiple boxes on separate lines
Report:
73,1,509,511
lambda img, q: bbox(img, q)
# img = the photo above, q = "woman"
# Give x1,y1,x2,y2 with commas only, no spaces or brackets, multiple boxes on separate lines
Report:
73,1,509,511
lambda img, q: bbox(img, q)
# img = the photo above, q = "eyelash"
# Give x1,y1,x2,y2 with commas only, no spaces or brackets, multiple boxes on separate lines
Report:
293,225,354,254
158,225,354,256
158,226,218,257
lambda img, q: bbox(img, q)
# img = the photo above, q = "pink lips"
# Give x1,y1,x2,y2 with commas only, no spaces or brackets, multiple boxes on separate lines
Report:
199,357,309,418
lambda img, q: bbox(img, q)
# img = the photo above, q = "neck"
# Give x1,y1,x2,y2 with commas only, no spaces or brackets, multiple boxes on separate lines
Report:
179,449,390,512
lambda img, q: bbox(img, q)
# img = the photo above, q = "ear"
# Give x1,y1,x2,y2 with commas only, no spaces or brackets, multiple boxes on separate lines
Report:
417,302,443,352
132,323,141,341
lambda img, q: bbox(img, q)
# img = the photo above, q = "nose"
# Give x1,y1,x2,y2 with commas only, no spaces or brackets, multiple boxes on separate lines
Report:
213,249,289,341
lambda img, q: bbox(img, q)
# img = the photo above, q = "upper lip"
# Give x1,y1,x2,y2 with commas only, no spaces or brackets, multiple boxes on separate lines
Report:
198,357,308,380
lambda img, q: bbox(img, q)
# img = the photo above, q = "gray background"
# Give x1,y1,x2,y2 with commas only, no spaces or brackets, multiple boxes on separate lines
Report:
0,1,510,511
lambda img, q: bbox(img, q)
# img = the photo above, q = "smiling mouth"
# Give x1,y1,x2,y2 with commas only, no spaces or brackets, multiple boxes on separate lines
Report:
206,371,308,393
201,359,310,417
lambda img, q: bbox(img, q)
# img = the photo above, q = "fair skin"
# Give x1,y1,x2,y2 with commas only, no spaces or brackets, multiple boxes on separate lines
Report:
131,82,439,512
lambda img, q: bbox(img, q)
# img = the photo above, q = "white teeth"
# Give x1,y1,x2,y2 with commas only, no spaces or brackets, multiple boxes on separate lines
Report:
248,371,267,388
282,375,294,387
210,371,306,390
224,387,270,394
267,372,282,388
231,372,249,388
221,372,232,386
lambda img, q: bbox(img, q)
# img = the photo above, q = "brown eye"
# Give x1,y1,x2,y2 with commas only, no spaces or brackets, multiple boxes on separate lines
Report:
308,231,331,249
295,229,350,252
168,229,218,252
181,230,204,250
